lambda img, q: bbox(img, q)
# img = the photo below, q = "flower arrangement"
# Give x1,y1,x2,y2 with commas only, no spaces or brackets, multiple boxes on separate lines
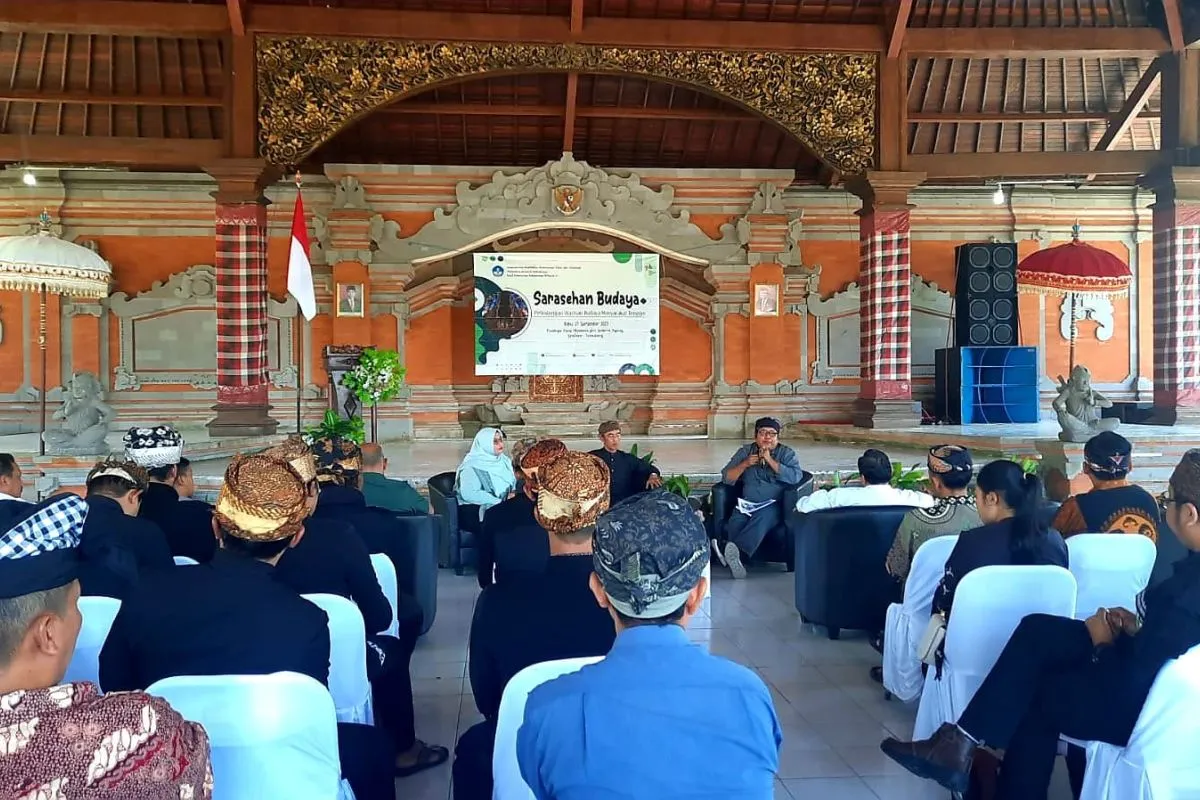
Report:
341,348,406,441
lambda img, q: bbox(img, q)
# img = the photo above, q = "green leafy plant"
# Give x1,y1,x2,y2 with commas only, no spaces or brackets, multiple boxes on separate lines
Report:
629,443,655,465
891,462,927,491
303,409,365,445
1019,456,1040,476
342,348,406,407
663,474,691,499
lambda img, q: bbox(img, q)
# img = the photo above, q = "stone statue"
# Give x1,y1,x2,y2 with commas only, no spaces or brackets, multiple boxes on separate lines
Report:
42,372,115,455
1052,365,1119,443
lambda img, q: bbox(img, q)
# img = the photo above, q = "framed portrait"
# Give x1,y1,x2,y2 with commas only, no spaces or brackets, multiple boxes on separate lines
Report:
754,283,780,317
336,283,365,318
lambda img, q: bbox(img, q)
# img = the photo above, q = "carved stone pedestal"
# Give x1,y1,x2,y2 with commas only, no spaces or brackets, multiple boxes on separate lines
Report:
206,403,280,437
510,403,595,438
850,398,922,430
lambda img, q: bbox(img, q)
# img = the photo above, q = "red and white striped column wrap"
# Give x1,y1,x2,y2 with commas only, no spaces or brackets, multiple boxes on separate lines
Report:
857,208,913,401
214,202,270,408
1153,203,1200,413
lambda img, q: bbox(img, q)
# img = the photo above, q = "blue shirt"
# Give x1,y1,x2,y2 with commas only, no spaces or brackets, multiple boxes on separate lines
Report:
722,443,803,504
517,624,781,800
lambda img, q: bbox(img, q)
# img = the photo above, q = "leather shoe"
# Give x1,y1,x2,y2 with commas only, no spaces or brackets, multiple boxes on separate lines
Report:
880,723,974,794
869,666,883,684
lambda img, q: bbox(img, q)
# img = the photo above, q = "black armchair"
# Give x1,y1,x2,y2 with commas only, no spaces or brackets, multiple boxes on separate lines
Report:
375,511,440,636
427,471,481,576
710,470,814,572
793,505,912,640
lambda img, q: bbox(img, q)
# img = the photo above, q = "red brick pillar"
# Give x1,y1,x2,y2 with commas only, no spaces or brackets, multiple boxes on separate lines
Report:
1150,167,1200,424
846,171,925,429
206,159,279,437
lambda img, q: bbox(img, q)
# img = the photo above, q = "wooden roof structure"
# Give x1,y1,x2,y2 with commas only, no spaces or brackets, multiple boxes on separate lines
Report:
0,0,1197,185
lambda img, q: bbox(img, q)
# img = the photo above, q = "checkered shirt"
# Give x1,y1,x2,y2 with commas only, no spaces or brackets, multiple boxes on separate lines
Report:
0,495,87,562
1153,204,1200,407
215,203,270,406
858,209,912,399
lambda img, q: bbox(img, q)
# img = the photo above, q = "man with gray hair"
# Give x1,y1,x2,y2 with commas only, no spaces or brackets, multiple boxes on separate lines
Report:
516,490,781,798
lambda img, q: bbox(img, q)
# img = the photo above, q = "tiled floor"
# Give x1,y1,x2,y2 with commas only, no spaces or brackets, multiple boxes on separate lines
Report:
402,566,1076,800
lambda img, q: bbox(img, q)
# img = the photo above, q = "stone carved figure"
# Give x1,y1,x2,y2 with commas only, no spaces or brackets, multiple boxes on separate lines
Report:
1052,365,1119,443
42,372,115,455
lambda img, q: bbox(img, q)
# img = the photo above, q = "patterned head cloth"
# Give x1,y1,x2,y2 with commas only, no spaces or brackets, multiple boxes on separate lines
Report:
267,435,318,485
927,445,973,476
214,454,308,542
311,436,363,485
1169,450,1200,503
0,494,88,598
598,420,621,436
593,490,708,619
86,457,149,491
534,451,611,536
509,437,538,473
1084,431,1133,479
520,438,569,489
754,417,781,434
122,425,184,469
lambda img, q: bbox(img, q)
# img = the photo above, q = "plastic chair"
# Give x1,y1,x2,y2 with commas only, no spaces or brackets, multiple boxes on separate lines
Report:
303,593,372,725
369,553,400,637
914,565,1077,739
493,656,603,800
174,555,199,566
66,596,121,689
882,535,959,702
1079,645,1200,800
147,671,355,800
1067,534,1157,621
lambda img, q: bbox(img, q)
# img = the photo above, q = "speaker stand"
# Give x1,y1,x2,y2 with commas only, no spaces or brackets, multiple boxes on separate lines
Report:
851,398,923,430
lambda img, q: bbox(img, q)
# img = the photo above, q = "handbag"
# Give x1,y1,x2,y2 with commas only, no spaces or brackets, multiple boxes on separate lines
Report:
916,612,946,666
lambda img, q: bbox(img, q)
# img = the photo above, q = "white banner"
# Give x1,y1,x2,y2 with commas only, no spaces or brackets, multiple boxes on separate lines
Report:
473,252,661,376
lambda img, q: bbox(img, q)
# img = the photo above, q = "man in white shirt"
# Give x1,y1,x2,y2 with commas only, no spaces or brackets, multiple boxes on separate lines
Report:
796,449,934,514
0,453,28,502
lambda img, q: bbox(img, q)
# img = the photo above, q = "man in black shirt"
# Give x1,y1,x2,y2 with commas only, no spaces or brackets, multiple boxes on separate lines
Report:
123,425,214,563
589,421,661,505
78,457,171,598
453,450,617,800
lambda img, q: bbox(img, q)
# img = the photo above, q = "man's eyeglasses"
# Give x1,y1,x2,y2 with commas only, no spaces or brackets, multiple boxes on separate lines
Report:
1158,492,1194,513
756,430,779,438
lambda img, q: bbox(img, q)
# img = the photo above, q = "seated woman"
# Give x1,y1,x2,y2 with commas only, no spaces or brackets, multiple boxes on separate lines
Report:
932,459,1068,621
455,428,516,529
1051,431,1160,541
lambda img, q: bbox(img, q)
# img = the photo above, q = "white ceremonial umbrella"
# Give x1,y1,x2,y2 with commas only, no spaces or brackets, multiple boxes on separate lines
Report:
0,212,112,454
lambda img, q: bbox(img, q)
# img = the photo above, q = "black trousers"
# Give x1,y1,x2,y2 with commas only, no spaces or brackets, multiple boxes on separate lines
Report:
452,719,496,800
367,593,423,753
956,613,1143,800
338,722,396,800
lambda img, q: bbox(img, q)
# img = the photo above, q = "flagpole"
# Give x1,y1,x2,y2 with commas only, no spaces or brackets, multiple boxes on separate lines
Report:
294,170,303,434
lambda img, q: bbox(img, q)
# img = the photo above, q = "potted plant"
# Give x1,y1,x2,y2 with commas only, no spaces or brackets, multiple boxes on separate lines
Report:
341,348,406,442
303,409,366,445
629,442,655,465
662,474,703,511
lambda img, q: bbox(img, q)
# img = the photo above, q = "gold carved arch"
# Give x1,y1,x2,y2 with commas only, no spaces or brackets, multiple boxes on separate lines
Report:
255,37,876,174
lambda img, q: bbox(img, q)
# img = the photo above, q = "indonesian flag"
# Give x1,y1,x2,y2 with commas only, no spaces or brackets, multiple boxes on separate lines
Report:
287,191,317,321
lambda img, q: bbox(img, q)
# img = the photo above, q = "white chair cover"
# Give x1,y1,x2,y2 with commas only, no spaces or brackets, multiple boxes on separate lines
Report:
146,671,355,800
702,561,711,602
66,596,121,689
1080,645,1200,800
303,593,373,725
174,555,199,566
882,535,959,702
1067,534,1157,621
493,656,603,800
914,565,1076,739
369,553,400,637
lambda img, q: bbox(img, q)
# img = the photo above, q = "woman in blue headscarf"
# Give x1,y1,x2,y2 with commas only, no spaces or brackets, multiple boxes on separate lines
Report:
455,427,516,520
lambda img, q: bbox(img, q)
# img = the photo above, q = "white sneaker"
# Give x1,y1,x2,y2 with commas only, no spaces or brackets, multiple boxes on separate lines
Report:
711,538,728,567
724,541,747,580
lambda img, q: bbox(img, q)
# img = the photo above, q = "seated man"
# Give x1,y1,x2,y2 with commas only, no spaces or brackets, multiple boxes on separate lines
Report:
0,452,28,502
174,457,208,505
454,450,616,800
125,425,214,563
716,417,802,579
99,452,397,800
78,457,172,598
588,421,661,504
477,438,565,588
518,490,782,798
0,494,213,799
797,448,934,514
1051,431,1160,540
360,443,427,515
880,449,1200,799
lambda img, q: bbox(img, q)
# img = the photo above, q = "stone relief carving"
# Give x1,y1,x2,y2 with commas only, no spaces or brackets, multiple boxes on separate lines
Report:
333,176,369,210
368,154,747,266
256,37,875,173
270,365,299,389
780,218,805,267
747,181,787,215
808,276,954,384
42,372,115,456
1058,294,1114,342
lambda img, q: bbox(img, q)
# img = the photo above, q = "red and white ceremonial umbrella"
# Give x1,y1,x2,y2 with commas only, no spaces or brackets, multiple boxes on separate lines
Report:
1017,224,1132,371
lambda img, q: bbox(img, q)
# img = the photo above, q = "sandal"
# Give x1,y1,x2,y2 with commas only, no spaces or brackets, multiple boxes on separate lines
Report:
394,741,449,778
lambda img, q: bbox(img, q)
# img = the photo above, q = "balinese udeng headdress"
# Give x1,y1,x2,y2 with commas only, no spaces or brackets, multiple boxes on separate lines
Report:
123,425,183,469
1083,431,1133,479
520,438,569,489
267,435,318,485
86,457,149,490
534,451,610,536
310,436,363,485
927,445,973,475
213,454,308,542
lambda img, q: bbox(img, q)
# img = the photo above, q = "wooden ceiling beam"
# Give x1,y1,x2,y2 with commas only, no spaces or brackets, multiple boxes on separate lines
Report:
226,0,246,38
909,150,1163,179
0,135,223,168
563,72,578,153
904,26,1169,56
379,102,754,121
1160,0,1186,52
569,0,584,36
910,110,1162,123
1095,58,1163,151
0,1,228,35
886,0,913,60
0,89,222,107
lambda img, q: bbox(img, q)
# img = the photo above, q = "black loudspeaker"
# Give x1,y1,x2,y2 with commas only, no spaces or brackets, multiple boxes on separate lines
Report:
954,242,1018,347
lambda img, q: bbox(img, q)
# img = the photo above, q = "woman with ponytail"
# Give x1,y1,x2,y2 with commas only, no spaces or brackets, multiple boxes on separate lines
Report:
931,459,1068,619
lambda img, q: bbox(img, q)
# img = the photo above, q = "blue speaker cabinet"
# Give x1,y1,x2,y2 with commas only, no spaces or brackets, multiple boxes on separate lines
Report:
935,346,1040,425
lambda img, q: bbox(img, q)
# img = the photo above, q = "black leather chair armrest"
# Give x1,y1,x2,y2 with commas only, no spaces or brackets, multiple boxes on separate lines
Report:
710,481,737,541
383,513,440,636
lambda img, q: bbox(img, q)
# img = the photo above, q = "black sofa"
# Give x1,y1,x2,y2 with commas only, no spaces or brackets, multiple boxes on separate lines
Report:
710,470,815,572
427,471,482,576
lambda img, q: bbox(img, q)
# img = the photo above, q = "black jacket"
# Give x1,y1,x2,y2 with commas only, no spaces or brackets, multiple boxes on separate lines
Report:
589,448,660,505
139,482,216,564
275,516,394,637
78,495,173,599
478,493,549,589
469,555,615,722
99,550,330,692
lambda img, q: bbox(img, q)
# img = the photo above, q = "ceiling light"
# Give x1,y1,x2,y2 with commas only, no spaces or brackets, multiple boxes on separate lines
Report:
992,185,1005,205
22,170,37,187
